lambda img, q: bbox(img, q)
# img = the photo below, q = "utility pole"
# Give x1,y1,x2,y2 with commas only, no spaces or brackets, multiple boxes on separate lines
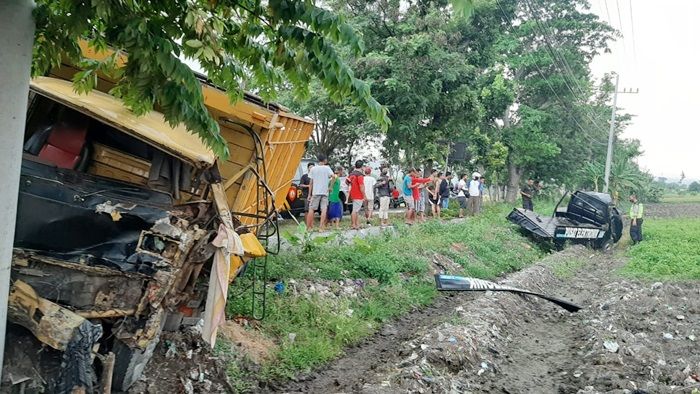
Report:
0,0,35,377
603,74,639,193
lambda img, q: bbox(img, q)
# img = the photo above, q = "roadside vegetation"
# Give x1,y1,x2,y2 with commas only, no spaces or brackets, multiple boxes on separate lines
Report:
623,218,700,280
224,204,543,382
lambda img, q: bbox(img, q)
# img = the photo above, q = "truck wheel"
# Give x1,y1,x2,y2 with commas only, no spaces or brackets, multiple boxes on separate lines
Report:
553,239,566,251
111,333,161,391
593,235,614,252
58,321,102,394
610,210,623,242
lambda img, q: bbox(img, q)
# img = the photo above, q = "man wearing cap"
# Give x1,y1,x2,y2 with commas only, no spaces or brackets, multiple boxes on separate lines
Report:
467,172,481,216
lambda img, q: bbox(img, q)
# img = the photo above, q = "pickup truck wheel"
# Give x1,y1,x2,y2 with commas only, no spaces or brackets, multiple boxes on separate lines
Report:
610,210,623,242
553,239,566,251
593,234,614,252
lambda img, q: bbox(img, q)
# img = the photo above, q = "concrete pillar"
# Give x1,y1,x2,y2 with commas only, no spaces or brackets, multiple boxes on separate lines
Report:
0,0,35,376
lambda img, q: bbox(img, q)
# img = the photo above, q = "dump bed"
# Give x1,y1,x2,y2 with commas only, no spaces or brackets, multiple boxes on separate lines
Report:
50,42,314,228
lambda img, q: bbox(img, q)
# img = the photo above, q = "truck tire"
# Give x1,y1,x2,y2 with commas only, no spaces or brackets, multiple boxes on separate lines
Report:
57,321,102,394
111,333,161,391
610,209,623,242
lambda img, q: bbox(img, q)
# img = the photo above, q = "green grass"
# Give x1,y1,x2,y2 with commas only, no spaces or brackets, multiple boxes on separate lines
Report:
227,204,543,382
551,257,585,279
661,193,700,204
622,218,700,280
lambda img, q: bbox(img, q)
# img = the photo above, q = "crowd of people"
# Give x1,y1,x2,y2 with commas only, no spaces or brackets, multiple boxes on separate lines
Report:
300,155,500,231
299,159,646,246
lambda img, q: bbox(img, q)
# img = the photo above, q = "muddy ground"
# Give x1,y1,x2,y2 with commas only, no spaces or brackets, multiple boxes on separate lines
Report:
276,204,700,394
279,248,699,394
125,202,699,394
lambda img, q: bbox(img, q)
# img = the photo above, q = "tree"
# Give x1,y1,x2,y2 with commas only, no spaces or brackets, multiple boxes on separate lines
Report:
689,181,700,193
280,81,380,166
334,0,492,168
494,0,617,201
32,0,395,157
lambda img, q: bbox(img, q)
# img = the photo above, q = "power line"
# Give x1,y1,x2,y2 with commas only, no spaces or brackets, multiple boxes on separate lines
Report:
628,0,637,62
524,0,611,139
602,0,612,25
494,0,607,146
496,0,605,146
615,0,626,56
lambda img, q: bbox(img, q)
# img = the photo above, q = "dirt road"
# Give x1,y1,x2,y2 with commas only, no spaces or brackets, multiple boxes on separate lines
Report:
281,205,700,394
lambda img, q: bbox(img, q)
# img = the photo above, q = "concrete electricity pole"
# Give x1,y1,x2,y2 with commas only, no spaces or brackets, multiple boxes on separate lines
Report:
603,74,639,193
0,0,35,377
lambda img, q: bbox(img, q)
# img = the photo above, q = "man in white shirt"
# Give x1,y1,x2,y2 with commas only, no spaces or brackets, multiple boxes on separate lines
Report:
456,174,468,218
467,172,481,216
306,154,334,230
363,167,377,225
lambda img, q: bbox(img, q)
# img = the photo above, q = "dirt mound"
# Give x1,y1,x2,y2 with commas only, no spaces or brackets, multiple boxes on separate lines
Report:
218,321,277,364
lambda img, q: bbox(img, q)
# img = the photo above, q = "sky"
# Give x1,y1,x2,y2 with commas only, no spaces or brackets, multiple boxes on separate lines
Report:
588,0,700,182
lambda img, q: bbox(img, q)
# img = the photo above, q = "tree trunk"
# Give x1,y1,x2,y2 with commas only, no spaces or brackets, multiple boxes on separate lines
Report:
423,159,433,177
505,157,522,203
345,142,354,168
0,0,35,375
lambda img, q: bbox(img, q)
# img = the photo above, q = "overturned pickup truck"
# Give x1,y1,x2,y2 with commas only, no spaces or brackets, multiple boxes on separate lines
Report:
5,74,313,393
507,191,623,249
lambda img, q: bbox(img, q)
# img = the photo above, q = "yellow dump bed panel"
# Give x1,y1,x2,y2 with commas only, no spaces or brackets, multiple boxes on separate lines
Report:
51,44,314,228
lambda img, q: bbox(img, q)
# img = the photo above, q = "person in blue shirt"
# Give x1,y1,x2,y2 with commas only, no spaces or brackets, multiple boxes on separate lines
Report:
403,168,416,224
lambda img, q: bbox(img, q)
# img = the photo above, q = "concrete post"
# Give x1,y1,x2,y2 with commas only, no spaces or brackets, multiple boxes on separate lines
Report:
0,0,35,376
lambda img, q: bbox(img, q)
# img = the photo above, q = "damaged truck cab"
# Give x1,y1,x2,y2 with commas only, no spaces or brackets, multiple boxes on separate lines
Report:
6,64,313,391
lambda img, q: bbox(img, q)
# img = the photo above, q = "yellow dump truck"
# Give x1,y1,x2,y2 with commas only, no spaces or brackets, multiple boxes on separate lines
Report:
5,45,313,393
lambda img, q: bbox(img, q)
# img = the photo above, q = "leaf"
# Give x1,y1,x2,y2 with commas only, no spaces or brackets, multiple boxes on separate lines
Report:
450,0,475,19
185,39,203,48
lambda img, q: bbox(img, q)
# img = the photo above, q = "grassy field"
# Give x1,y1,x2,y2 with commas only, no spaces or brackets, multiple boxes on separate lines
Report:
660,194,700,204
622,217,700,280
225,204,543,382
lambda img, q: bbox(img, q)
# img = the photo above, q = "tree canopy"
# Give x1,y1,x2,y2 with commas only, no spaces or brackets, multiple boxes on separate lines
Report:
32,0,398,157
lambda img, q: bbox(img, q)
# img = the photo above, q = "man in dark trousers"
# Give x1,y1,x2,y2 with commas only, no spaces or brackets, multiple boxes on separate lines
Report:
629,193,644,244
300,162,314,213
520,178,535,211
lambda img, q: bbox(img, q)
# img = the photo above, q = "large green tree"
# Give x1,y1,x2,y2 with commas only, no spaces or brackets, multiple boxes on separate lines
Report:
333,0,492,168
493,0,617,201
32,0,396,157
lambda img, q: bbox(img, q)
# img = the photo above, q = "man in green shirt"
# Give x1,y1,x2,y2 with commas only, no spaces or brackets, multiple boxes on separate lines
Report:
629,194,644,244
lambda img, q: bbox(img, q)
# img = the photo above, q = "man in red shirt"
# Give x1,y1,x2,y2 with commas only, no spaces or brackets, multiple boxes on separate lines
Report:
346,160,366,230
411,170,431,222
